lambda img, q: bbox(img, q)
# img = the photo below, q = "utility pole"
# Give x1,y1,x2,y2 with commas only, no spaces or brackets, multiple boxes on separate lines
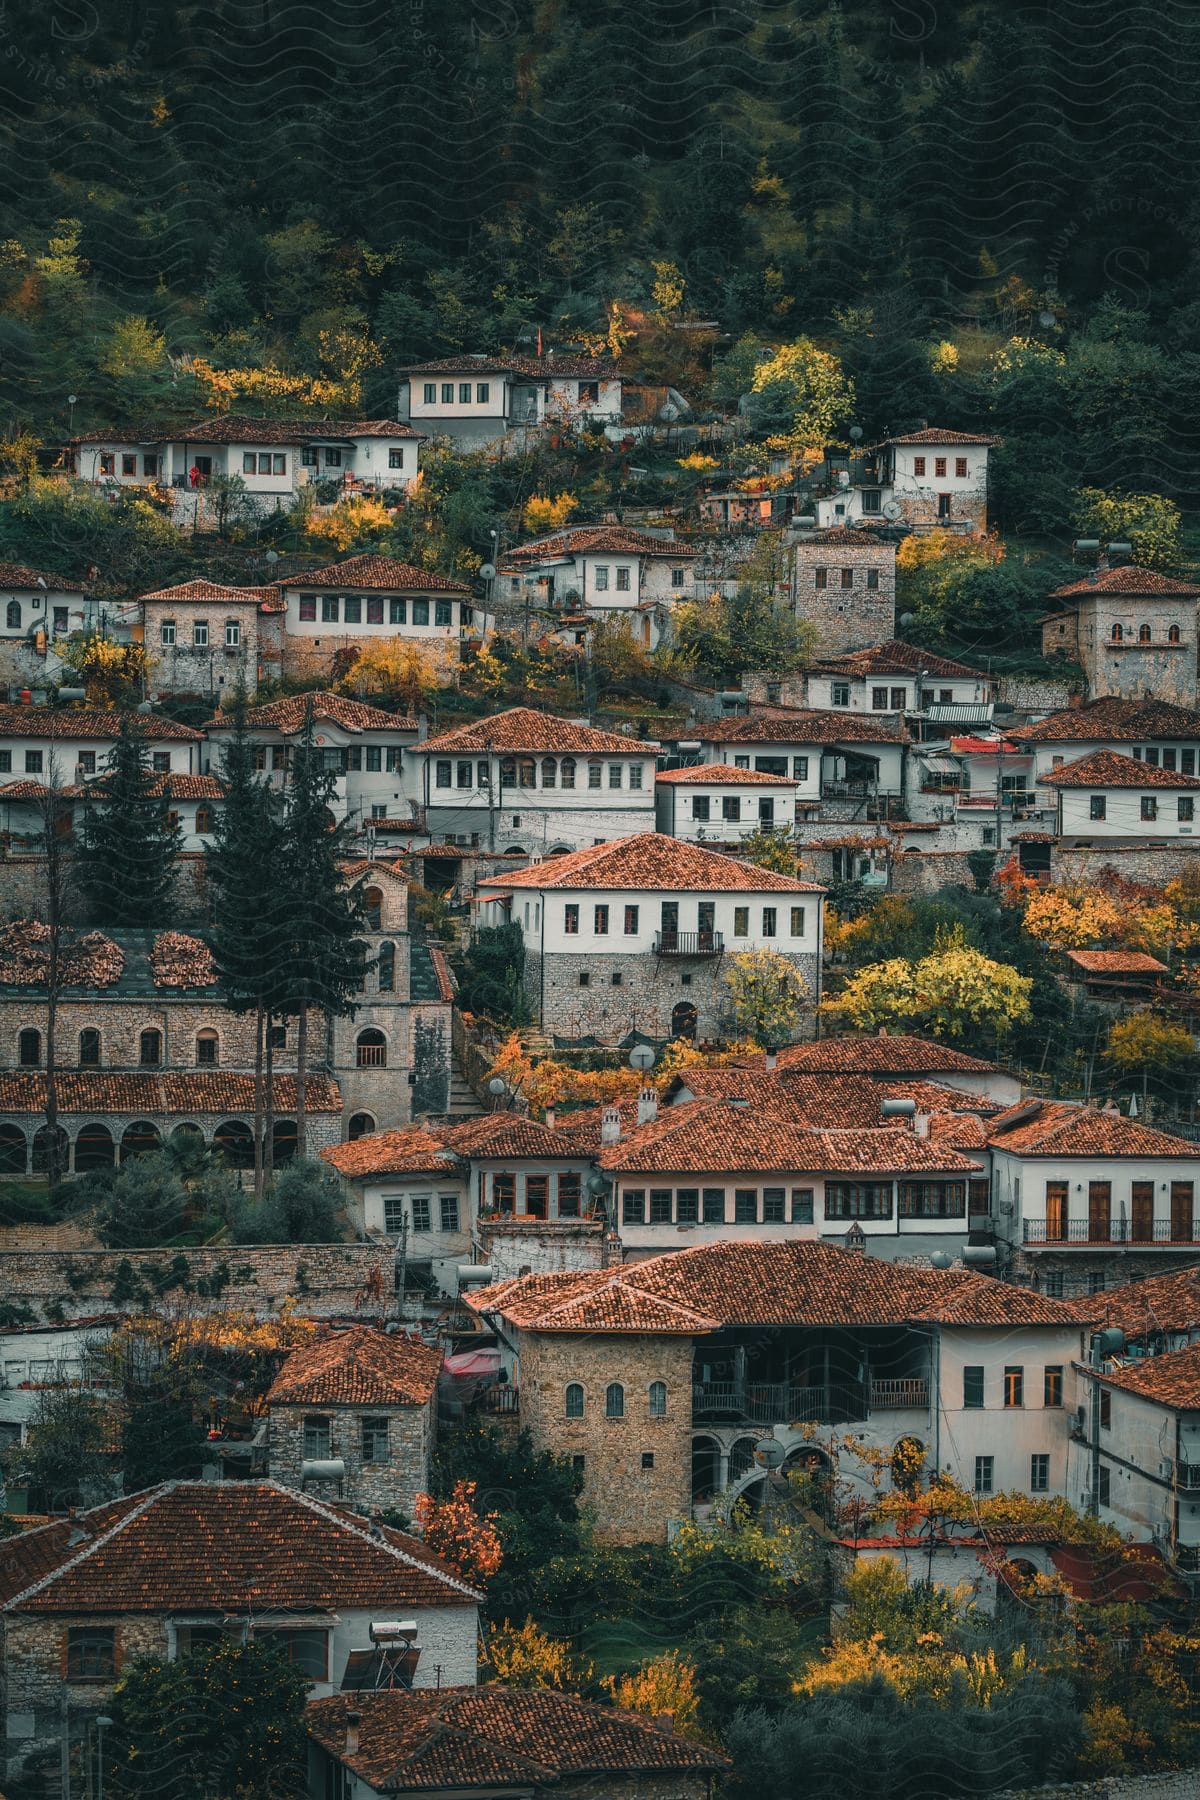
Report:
394,1210,409,1324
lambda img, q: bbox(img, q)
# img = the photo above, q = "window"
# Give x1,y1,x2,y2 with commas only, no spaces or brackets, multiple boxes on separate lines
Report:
761,906,777,937
352,1415,391,1467
67,1626,116,1680
831,682,850,706
605,1383,625,1418
151,751,171,775
267,1024,287,1051
1111,623,1123,642
840,568,853,589
650,1189,673,1224
225,619,241,648
623,1190,645,1224
193,621,208,647
441,383,454,404
934,456,947,477
621,904,639,936
435,600,452,626
476,382,489,403
344,597,362,625
423,382,436,404
196,1029,218,1067
356,1029,387,1067
955,457,968,478
692,795,710,822
1141,796,1158,822
913,456,926,476
594,565,609,591
594,904,609,935
734,1189,758,1223
558,1173,581,1217
1004,1366,1024,1408
1044,1271,1064,1299
99,453,115,475
25,749,43,774
629,763,644,791
641,1451,655,1470
439,1193,460,1232
872,686,888,710
1044,1367,1063,1407
389,597,407,626
457,382,472,404
722,795,740,823
814,565,828,590
243,452,256,475
675,1188,698,1224
160,619,176,646
578,971,589,987
974,1455,994,1495
322,596,339,622
388,448,405,470
866,568,880,591
303,1415,331,1458
258,1629,327,1679
825,1181,892,1219
1030,1453,1049,1493
1097,1465,1111,1507
1179,798,1195,821
861,490,881,514
1090,795,1107,820
1169,623,1183,644
139,1029,162,1067
564,903,579,935
793,756,809,780
18,1028,41,1067
789,906,806,938
410,1193,432,1232
733,906,749,938
565,1382,584,1418
762,1187,786,1223
588,761,603,789
616,567,631,591
963,1366,984,1409
75,1026,102,1068
1099,1388,1112,1429
899,1180,966,1219
1138,623,1151,643
608,763,623,788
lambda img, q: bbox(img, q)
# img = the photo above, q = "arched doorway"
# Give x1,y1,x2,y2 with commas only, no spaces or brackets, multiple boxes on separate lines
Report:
272,1119,297,1165
214,1120,255,1169
120,1121,162,1163
347,1112,375,1141
0,1123,27,1175
670,1001,697,1041
691,1435,721,1504
32,1125,68,1176
74,1123,116,1173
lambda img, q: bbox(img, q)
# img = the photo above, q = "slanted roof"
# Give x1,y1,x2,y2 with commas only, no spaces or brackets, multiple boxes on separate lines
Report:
468,1239,1084,1335
1051,565,1200,599
1072,1266,1200,1338
281,556,471,594
1088,1343,1200,1410
479,832,823,894
209,692,419,736
267,1327,441,1408
0,706,200,741
0,564,85,591
1065,950,1168,975
988,1099,1200,1159
708,709,909,746
306,1688,725,1793
1012,698,1200,745
0,1072,341,1114
812,640,984,682
1036,749,1200,789
433,1114,577,1160
321,1127,462,1180
416,707,651,757
655,762,798,787
885,429,999,446
501,526,691,565
179,415,423,445
136,579,281,609
797,527,894,548
737,1034,1005,1077
0,1481,482,1613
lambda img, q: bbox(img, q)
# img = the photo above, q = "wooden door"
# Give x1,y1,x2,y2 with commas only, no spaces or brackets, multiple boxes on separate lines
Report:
1131,1181,1154,1243
1088,1182,1111,1243
1045,1182,1068,1242
1171,1182,1194,1242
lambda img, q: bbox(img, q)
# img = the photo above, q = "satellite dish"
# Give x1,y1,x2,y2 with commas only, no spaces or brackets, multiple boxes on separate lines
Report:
754,1437,786,1469
479,563,496,580
628,1043,655,1072
882,500,903,520
1038,310,1056,329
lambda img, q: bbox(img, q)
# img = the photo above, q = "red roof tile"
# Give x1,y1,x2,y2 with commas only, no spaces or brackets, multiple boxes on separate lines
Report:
282,556,471,593
709,709,909,746
0,706,200,741
434,1114,574,1159
211,692,419,736
0,1481,480,1612
1089,1344,1200,1409
737,1034,1005,1077
1070,1266,1200,1338
180,415,423,445
989,1099,1200,1159
812,640,984,682
268,1327,441,1408
799,527,894,548
321,1127,463,1180
886,429,999,446
417,707,652,756
480,832,822,895
1051,565,1200,599
0,564,84,591
596,1099,982,1175
0,1072,341,1114
501,526,692,566
0,923,125,989
149,932,218,988
137,579,281,607
1013,698,1200,744
1065,950,1168,974
1037,749,1200,789
655,762,797,786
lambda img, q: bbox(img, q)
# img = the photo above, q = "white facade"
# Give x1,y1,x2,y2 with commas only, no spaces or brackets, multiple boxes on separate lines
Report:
419,746,657,855
1082,1373,1200,1557
0,716,199,782
701,730,907,805
351,1174,471,1295
499,540,693,651
655,772,798,842
815,436,991,531
204,715,421,828
936,1324,1084,1500
0,583,96,647
1050,780,1200,840
0,1322,113,1449
806,667,990,713
491,880,819,961
991,1145,1200,1256
280,586,473,657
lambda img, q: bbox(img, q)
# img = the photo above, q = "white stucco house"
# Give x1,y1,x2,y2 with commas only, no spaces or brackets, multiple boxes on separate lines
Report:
698,709,909,813
497,525,694,651
655,763,799,843
815,430,996,532
1036,749,1200,842
1011,698,1200,834
806,640,993,720
1079,1347,1200,1569
275,555,478,681
397,354,623,450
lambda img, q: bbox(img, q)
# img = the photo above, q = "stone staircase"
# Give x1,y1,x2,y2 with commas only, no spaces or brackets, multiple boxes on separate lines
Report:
445,1055,484,1117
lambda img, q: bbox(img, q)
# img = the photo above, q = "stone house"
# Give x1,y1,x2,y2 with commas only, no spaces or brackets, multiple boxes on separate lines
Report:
814,429,997,533
698,709,909,815
805,639,993,724
305,1686,726,1800
1036,749,1200,843
0,564,101,689
276,555,478,683
787,527,897,657
414,708,658,856
477,832,825,1046
497,525,693,650
267,1326,442,1517
397,354,623,450
1041,564,1200,708
987,1098,1200,1297
1077,1345,1200,1571
653,762,799,844
468,1240,1085,1543
132,578,286,699
0,1480,481,1784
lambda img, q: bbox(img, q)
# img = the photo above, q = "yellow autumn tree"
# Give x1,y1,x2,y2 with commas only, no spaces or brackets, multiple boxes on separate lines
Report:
486,1618,589,1689
605,1652,703,1740
722,947,810,1046
522,492,578,534
301,493,394,552
824,926,1031,1040
336,640,442,712
1105,1010,1196,1078
1022,884,1129,949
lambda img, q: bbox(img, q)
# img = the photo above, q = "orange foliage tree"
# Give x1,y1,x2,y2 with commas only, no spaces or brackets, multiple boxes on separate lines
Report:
605,1651,704,1740
414,1479,503,1586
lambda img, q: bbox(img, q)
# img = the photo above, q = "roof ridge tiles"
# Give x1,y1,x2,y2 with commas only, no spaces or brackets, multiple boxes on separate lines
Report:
2,1482,168,1612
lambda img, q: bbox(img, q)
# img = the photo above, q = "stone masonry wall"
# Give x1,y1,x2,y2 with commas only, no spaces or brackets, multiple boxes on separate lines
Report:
890,850,982,896
524,946,820,1046
0,995,301,1074
791,540,896,658
267,1395,434,1518
475,1217,607,1283
518,1332,694,1545
4,1612,167,1759
0,852,210,925
1051,844,1200,887
1,1243,395,1323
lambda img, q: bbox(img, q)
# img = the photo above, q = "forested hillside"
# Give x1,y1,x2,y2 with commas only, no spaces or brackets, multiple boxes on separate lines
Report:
2,1,1200,514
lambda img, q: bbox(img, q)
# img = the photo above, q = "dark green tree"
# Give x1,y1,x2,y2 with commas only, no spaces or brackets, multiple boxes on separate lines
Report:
77,715,182,926
96,1152,187,1249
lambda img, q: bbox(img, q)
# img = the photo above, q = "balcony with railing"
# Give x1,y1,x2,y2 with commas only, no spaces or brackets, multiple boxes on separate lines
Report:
692,1376,928,1425
1023,1217,1200,1247
655,930,724,958
1176,1460,1200,1490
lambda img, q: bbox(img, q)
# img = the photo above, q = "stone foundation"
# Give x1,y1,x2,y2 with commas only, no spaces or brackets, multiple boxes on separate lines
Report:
524,946,819,1046
1051,844,1200,886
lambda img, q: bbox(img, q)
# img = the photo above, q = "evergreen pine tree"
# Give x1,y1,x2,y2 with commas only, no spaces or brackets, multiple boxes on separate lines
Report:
278,703,369,1159
77,713,182,926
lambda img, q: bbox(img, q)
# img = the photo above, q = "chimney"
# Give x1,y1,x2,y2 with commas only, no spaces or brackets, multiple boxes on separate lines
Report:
764,1048,778,1072
543,1105,556,1130
637,1084,658,1126
913,1109,930,1139
844,1222,867,1255
601,1105,621,1146
345,1710,362,1757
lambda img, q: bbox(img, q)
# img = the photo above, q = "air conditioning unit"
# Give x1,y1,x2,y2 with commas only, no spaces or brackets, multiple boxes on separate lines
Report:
998,1199,1014,1216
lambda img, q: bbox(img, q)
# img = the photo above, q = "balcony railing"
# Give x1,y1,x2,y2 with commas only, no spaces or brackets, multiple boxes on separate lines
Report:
1176,1461,1200,1490
692,1379,927,1424
1023,1217,1200,1246
870,1378,930,1410
655,930,724,958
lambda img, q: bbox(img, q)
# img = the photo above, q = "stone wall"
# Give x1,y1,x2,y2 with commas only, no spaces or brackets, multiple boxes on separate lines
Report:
1051,844,1200,886
3,1612,167,1764
1011,1246,1200,1300
0,1105,343,1178
268,1395,434,1517
0,852,210,925
475,1216,607,1283
524,946,820,1046
740,671,810,710
0,995,289,1074
517,1330,693,1544
890,850,982,896
995,675,1080,714
1,1243,395,1323
791,539,897,658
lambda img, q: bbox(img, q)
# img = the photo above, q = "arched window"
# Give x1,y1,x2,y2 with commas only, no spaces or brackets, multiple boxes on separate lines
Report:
560,757,576,790
139,1028,162,1067
194,805,213,835
79,1028,100,1067
518,758,536,789
5,600,20,630
120,1120,161,1163
605,1382,625,1419
377,942,395,993
356,1028,387,1067
32,1124,68,1175
1138,623,1151,644
541,758,557,788
499,757,517,789
1111,623,1123,642
648,1381,667,1417
196,1029,218,1066
74,1123,115,1172
0,1122,27,1174
215,1119,255,1168
363,885,383,930
18,1028,41,1067
1169,624,1182,644
565,1383,585,1419
347,1112,375,1140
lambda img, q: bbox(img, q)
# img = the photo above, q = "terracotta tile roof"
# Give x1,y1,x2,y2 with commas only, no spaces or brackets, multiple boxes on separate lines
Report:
988,1099,1200,1159
321,1127,463,1180
502,526,691,565
880,1079,1004,1116
480,832,823,895
655,762,797,787
1013,698,1200,744
149,931,218,988
433,1113,579,1159
709,709,909,746
0,779,51,801
885,429,999,445
158,774,224,800
0,564,85,591
402,353,618,379
800,527,893,548
0,1481,481,1613
282,556,471,593
469,1239,1084,1334
1071,1266,1200,1338
268,1327,441,1408
812,640,984,682
0,923,125,989
949,737,1020,756
663,1069,828,1120
0,1072,341,1114
1051,565,1200,599
417,707,652,757
1037,749,1200,789
1065,950,1168,974
596,1098,982,1175
427,945,455,1004
1089,1344,1200,1409
0,706,200,741
180,415,423,445
137,579,281,607
211,692,419,736
307,1687,724,1791
737,1034,1005,1076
